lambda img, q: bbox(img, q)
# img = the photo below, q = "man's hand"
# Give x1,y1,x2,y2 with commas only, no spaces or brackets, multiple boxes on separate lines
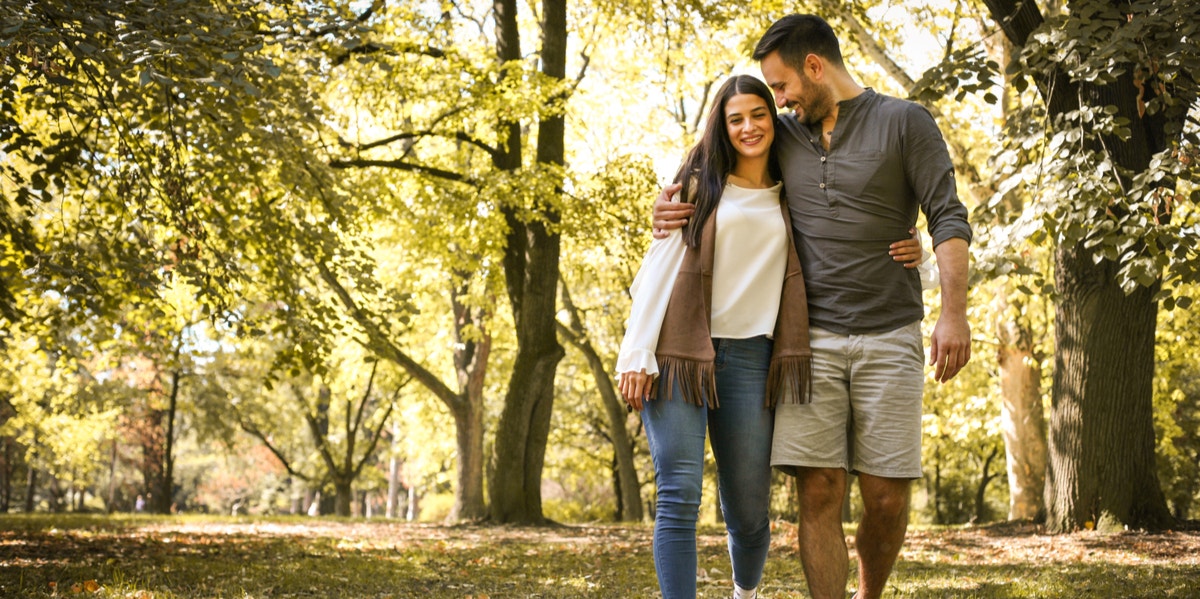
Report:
930,237,971,383
618,370,654,411
929,313,970,383
651,183,691,239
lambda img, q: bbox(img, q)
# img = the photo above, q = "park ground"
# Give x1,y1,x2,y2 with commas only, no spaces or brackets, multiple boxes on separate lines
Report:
1,515,1198,598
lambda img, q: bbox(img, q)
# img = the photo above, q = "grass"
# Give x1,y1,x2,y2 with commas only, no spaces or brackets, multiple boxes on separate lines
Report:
1,514,1197,598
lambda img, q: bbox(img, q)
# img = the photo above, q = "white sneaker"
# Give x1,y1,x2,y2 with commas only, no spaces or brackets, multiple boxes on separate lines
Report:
732,584,757,599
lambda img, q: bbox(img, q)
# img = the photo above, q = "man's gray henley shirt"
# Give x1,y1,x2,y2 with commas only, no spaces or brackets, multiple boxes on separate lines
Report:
774,88,973,335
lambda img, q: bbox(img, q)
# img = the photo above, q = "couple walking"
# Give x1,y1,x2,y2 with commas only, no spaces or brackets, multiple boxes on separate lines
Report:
616,14,972,599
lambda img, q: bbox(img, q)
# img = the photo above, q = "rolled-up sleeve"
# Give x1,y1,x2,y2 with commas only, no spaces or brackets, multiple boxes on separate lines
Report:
903,104,972,248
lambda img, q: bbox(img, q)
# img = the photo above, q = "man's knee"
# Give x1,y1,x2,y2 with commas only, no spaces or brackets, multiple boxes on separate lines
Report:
797,468,846,513
860,478,911,519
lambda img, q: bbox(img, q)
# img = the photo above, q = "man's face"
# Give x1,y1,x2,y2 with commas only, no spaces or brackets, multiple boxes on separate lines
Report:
760,51,832,127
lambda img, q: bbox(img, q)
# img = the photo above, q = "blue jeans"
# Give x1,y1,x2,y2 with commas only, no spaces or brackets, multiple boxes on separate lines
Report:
642,336,775,599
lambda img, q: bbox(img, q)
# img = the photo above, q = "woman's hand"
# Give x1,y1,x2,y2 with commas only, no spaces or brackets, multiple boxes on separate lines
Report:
889,228,928,268
618,370,654,411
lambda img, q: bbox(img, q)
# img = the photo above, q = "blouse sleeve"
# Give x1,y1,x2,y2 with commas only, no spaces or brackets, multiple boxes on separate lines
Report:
616,227,687,376
916,230,940,290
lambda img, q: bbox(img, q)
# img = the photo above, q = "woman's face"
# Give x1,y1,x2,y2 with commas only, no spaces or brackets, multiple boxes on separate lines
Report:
724,92,774,161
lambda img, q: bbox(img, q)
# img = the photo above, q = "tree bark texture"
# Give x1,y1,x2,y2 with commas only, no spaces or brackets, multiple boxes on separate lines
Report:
450,286,490,521
1047,243,1172,531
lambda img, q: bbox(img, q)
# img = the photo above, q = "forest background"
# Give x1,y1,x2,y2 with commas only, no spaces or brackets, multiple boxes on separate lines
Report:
1,0,1198,541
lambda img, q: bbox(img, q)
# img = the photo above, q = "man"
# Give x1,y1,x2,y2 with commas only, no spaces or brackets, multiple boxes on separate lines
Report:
653,14,972,599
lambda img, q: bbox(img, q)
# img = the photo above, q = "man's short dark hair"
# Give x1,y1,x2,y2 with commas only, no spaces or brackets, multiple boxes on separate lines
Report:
752,14,845,73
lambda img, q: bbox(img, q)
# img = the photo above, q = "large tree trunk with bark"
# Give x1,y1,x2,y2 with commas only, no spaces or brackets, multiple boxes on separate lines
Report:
450,398,486,521
995,295,1047,521
1047,243,1172,532
137,406,166,513
982,0,1177,533
333,478,353,518
488,0,568,524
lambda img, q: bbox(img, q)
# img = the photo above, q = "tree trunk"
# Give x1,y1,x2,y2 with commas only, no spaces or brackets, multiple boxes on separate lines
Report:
156,369,181,514
1046,242,1172,532
24,459,36,513
974,446,1000,523
333,479,353,517
387,421,401,519
406,484,420,521
995,294,1047,521
451,399,487,521
1,437,11,512
488,0,568,525
106,440,118,513
557,285,643,522
450,285,490,522
138,405,166,513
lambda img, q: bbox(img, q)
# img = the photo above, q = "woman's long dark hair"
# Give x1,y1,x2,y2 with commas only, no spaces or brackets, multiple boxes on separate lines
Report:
674,75,781,248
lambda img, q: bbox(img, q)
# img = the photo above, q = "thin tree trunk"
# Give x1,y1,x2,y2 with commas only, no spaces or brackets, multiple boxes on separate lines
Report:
387,421,401,519
157,369,181,514
996,294,1047,521
107,440,118,513
406,484,419,521
1,437,11,512
974,446,1000,523
24,458,36,513
556,284,643,522
451,401,486,521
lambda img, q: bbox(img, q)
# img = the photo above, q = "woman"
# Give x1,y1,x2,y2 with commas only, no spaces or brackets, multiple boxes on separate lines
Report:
617,75,928,599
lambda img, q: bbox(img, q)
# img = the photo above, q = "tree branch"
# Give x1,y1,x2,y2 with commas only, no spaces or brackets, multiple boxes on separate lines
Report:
352,380,404,480
340,130,498,158
333,42,448,66
298,385,340,476
312,259,465,412
328,157,475,186
233,407,311,481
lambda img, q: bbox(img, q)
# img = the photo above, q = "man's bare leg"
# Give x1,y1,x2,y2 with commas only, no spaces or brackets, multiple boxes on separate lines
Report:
796,467,849,599
854,474,911,599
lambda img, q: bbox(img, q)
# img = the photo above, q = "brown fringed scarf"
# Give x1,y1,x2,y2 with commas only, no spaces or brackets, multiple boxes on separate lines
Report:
652,199,813,409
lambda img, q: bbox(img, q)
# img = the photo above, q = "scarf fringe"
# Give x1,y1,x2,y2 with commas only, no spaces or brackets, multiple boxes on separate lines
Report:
766,355,812,408
656,356,719,408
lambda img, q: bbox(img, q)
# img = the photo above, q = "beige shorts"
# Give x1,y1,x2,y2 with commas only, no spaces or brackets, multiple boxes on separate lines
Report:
771,320,925,479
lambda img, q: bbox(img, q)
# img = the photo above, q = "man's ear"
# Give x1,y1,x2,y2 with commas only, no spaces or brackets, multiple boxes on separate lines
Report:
804,53,823,80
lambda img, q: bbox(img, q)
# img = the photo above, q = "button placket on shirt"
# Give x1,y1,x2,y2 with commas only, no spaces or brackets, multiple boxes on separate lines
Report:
812,139,839,218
